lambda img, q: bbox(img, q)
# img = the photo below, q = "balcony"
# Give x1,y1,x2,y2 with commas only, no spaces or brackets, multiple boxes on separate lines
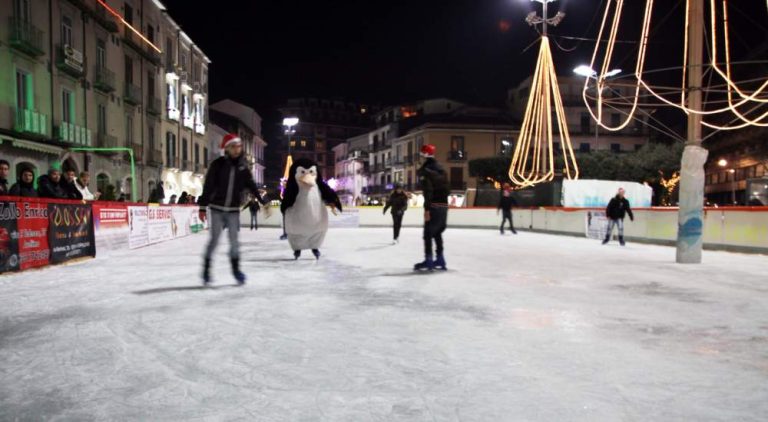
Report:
93,66,116,93
130,142,143,162
148,149,163,167
56,44,86,78
447,150,468,162
93,5,119,32
195,163,206,174
195,122,206,135
55,121,91,145
96,132,118,149
181,160,193,171
9,18,45,57
14,108,48,137
146,97,162,116
123,30,161,65
124,83,142,106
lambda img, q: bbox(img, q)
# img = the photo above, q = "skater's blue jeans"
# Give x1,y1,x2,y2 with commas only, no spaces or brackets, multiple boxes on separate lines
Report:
424,206,448,257
204,209,241,260
605,218,624,240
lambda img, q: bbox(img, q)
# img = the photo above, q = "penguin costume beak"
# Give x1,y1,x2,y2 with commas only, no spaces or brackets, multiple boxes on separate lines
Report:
299,173,317,187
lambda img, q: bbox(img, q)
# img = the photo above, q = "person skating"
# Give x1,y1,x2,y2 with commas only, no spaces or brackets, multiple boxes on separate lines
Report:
198,133,271,285
603,187,634,246
243,196,260,230
414,144,449,271
281,158,342,260
383,183,409,244
498,182,518,235
9,166,38,197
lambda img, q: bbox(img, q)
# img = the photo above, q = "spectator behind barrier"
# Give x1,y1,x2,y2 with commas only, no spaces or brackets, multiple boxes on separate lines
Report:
37,162,68,199
9,166,38,197
75,171,98,200
0,160,10,195
63,170,84,200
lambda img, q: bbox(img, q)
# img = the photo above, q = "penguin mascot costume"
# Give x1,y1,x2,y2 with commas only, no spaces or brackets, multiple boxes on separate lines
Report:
280,158,342,259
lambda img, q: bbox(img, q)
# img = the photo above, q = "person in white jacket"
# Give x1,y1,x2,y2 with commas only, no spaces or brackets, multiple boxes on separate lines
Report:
75,171,98,201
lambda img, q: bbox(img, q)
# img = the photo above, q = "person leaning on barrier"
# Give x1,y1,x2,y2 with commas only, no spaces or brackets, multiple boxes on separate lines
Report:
9,166,37,198
0,160,10,195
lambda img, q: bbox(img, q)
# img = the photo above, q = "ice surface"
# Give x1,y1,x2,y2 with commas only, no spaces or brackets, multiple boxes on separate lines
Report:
1,227,767,421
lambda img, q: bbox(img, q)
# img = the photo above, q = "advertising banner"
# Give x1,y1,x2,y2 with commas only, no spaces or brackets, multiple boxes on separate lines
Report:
17,200,51,270
171,206,193,238
128,206,149,249
586,210,609,240
0,201,21,273
148,206,174,244
93,203,129,252
48,202,96,264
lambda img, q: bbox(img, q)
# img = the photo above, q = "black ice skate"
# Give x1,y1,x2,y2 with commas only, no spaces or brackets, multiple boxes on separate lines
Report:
202,258,211,285
312,249,321,260
231,258,246,285
434,255,447,271
414,256,435,271
294,250,301,260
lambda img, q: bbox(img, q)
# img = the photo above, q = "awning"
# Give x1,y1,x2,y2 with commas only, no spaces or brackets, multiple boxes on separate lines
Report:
2,137,63,155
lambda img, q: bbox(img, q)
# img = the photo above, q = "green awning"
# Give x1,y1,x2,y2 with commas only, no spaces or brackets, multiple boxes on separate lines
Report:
5,137,62,155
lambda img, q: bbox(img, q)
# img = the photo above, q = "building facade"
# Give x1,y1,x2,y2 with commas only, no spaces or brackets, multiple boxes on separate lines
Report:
332,133,369,206
0,0,209,202
208,99,267,186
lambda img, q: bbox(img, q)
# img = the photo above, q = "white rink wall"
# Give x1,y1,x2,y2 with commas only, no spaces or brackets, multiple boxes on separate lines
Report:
245,206,768,253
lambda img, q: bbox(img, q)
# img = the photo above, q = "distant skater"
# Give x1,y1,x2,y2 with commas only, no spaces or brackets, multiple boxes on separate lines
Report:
497,182,518,235
603,187,634,246
383,183,409,244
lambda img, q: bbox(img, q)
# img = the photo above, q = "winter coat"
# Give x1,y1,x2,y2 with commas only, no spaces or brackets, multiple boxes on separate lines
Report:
0,178,8,195
75,180,95,200
9,180,38,197
37,175,68,199
177,194,189,204
383,191,408,215
199,155,266,212
418,158,449,209
63,180,83,200
606,196,634,220
498,190,518,212
248,199,260,214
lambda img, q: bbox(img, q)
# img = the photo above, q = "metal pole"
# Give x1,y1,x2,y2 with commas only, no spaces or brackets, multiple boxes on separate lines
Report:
542,0,548,36
676,0,708,263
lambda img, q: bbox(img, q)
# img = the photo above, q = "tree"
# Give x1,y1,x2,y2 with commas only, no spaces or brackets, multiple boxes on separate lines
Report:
468,156,512,186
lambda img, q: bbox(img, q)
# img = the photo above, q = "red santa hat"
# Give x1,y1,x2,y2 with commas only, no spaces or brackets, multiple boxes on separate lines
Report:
220,133,242,150
420,144,436,157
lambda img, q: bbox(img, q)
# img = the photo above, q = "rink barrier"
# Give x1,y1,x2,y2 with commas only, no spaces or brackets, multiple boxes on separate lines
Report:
245,206,768,254
0,196,96,274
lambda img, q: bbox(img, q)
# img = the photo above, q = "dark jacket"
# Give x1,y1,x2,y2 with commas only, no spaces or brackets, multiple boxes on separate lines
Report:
0,178,8,195
498,190,518,212
383,191,408,215
199,155,266,212
37,175,68,199
243,199,260,214
177,194,189,204
63,180,83,200
418,158,449,209
9,180,38,197
606,195,634,220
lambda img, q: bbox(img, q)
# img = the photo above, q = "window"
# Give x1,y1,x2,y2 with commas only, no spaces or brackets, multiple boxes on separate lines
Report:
148,123,155,150
126,115,133,145
300,140,307,148
579,143,591,153
611,143,621,153
61,15,73,47
124,55,133,84
14,0,31,22
635,144,643,151
611,113,621,127
147,25,155,43
15,70,32,110
166,132,176,166
165,38,173,65
62,89,74,123
194,144,200,164
97,104,107,134
552,142,560,154
96,39,106,69
451,136,465,152
147,72,155,99
167,80,179,120
124,3,133,24
203,147,208,166
182,138,188,162
450,167,463,189
289,140,296,148
581,113,591,134
180,52,187,71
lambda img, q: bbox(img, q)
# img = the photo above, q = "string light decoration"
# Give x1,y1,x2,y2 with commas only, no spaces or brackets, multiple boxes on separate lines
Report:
583,0,768,133
509,0,579,188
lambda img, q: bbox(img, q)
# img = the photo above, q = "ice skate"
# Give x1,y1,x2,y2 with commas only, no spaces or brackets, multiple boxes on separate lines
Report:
434,255,447,271
312,249,321,260
414,256,434,271
294,250,301,260
202,259,211,285
231,258,245,285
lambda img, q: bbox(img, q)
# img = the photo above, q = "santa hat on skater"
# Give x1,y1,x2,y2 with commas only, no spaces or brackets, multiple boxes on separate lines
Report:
420,144,436,158
220,133,242,150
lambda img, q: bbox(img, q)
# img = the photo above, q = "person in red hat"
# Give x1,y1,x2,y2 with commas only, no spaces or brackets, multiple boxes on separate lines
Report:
198,133,271,285
414,143,450,271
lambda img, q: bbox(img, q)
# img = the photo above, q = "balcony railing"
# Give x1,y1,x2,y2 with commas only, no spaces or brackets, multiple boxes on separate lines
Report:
55,121,91,145
146,97,162,116
131,142,143,162
148,149,163,167
56,44,85,78
124,83,142,106
182,160,193,171
14,108,48,137
195,122,206,135
448,150,468,161
93,65,116,93
9,18,44,57
96,132,118,149
195,163,206,174
93,6,119,32
123,30,161,65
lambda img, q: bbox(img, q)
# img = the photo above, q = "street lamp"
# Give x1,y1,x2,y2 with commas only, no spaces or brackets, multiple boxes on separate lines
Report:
573,65,622,146
718,159,728,167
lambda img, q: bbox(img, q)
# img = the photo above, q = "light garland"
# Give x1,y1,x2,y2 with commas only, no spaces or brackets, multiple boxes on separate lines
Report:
584,0,768,133
97,0,162,53
508,37,578,187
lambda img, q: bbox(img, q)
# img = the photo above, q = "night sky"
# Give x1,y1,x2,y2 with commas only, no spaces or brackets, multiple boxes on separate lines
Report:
162,0,768,135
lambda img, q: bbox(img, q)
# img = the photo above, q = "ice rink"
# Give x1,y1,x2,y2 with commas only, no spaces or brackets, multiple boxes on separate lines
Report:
1,227,767,421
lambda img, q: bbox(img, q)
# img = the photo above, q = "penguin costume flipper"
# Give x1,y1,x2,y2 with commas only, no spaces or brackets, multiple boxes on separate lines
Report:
318,181,342,213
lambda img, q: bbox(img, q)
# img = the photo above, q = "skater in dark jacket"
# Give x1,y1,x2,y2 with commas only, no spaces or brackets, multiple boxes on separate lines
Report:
9,167,38,197
198,133,271,285
497,182,518,235
383,183,409,244
243,196,261,230
414,144,450,271
603,188,634,246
